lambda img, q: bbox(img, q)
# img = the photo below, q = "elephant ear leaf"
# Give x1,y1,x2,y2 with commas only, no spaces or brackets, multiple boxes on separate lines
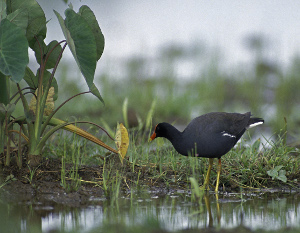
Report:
0,19,28,83
78,5,105,61
54,7,104,104
6,0,47,48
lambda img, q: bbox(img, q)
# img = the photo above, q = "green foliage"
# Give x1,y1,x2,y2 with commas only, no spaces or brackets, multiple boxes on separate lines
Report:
0,0,107,167
0,19,28,82
78,5,105,60
0,103,15,122
189,177,204,201
60,133,82,192
54,5,104,103
32,39,63,69
6,0,46,47
23,67,59,101
0,174,16,189
23,164,40,184
267,166,287,183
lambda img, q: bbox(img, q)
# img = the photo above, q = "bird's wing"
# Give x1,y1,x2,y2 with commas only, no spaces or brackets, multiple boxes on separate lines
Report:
190,112,251,136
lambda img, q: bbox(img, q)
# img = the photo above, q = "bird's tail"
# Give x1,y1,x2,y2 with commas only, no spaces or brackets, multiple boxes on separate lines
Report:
247,117,264,129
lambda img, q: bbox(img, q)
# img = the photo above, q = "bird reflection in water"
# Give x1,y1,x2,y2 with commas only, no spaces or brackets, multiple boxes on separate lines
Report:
204,192,221,228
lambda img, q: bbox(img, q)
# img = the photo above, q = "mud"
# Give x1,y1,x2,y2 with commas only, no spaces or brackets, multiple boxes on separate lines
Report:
0,154,177,206
1,152,299,207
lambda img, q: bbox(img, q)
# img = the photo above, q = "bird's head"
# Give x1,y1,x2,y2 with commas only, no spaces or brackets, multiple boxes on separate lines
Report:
149,123,171,142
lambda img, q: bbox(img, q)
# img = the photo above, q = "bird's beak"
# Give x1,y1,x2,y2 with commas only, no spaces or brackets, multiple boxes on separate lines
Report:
149,132,156,142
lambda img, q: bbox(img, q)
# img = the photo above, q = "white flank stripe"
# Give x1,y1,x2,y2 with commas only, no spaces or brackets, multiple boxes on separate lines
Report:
247,121,264,129
222,132,236,138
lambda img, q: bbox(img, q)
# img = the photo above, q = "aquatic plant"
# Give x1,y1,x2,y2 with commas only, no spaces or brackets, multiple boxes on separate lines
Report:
0,0,128,168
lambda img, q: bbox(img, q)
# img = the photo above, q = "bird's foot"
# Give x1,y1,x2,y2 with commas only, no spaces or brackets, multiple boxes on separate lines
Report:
199,182,220,193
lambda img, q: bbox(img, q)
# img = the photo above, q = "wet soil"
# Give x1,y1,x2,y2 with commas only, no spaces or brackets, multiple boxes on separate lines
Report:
0,154,182,207
1,154,300,233
1,152,299,207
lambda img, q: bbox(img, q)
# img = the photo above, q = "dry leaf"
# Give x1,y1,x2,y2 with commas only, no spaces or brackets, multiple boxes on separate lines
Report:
115,123,129,162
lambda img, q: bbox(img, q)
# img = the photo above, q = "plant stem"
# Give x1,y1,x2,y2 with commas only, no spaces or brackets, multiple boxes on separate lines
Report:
37,120,118,155
0,73,10,155
17,125,23,168
5,113,10,166
17,84,35,149
41,91,91,135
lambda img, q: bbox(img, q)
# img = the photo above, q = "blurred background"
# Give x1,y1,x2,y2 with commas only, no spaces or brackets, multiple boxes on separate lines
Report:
29,1,300,142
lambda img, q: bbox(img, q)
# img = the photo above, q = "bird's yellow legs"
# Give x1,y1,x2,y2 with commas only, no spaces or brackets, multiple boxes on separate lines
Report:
215,158,222,192
202,158,222,192
202,158,214,190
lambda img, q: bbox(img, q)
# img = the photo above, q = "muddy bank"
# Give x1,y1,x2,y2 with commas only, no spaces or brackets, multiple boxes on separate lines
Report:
0,156,174,206
1,155,299,206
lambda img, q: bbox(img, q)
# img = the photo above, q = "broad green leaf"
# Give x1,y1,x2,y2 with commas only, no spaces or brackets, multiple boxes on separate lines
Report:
78,5,105,60
64,8,97,85
0,103,15,121
89,83,104,104
0,0,7,21
6,0,46,47
268,173,276,180
267,169,278,180
32,36,46,64
23,66,36,88
23,67,58,101
44,40,63,69
55,8,104,104
267,166,287,182
54,10,73,50
32,39,63,69
0,19,28,82
6,8,28,31
278,170,287,183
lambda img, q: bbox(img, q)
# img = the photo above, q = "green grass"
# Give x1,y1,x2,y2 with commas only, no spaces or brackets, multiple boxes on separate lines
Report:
6,42,300,193
49,50,300,141
41,123,299,194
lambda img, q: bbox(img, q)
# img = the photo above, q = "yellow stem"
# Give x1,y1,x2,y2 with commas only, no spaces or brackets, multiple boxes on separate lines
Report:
8,130,29,142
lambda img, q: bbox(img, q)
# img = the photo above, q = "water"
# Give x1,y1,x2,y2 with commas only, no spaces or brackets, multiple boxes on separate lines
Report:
1,190,299,232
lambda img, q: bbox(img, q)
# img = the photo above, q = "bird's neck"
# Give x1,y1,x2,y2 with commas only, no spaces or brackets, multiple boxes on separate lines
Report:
164,125,182,142
162,124,186,154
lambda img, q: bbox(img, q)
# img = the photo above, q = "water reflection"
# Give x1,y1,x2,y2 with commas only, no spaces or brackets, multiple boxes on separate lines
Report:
0,191,299,232
204,193,221,228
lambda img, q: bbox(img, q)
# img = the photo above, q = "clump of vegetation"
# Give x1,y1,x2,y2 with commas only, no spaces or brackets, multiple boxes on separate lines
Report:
0,0,299,196
0,0,126,170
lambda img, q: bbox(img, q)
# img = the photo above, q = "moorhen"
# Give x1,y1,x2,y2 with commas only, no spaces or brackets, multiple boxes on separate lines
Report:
149,112,264,192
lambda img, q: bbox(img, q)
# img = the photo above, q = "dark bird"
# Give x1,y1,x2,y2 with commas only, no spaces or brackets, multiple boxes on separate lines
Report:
149,112,264,192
